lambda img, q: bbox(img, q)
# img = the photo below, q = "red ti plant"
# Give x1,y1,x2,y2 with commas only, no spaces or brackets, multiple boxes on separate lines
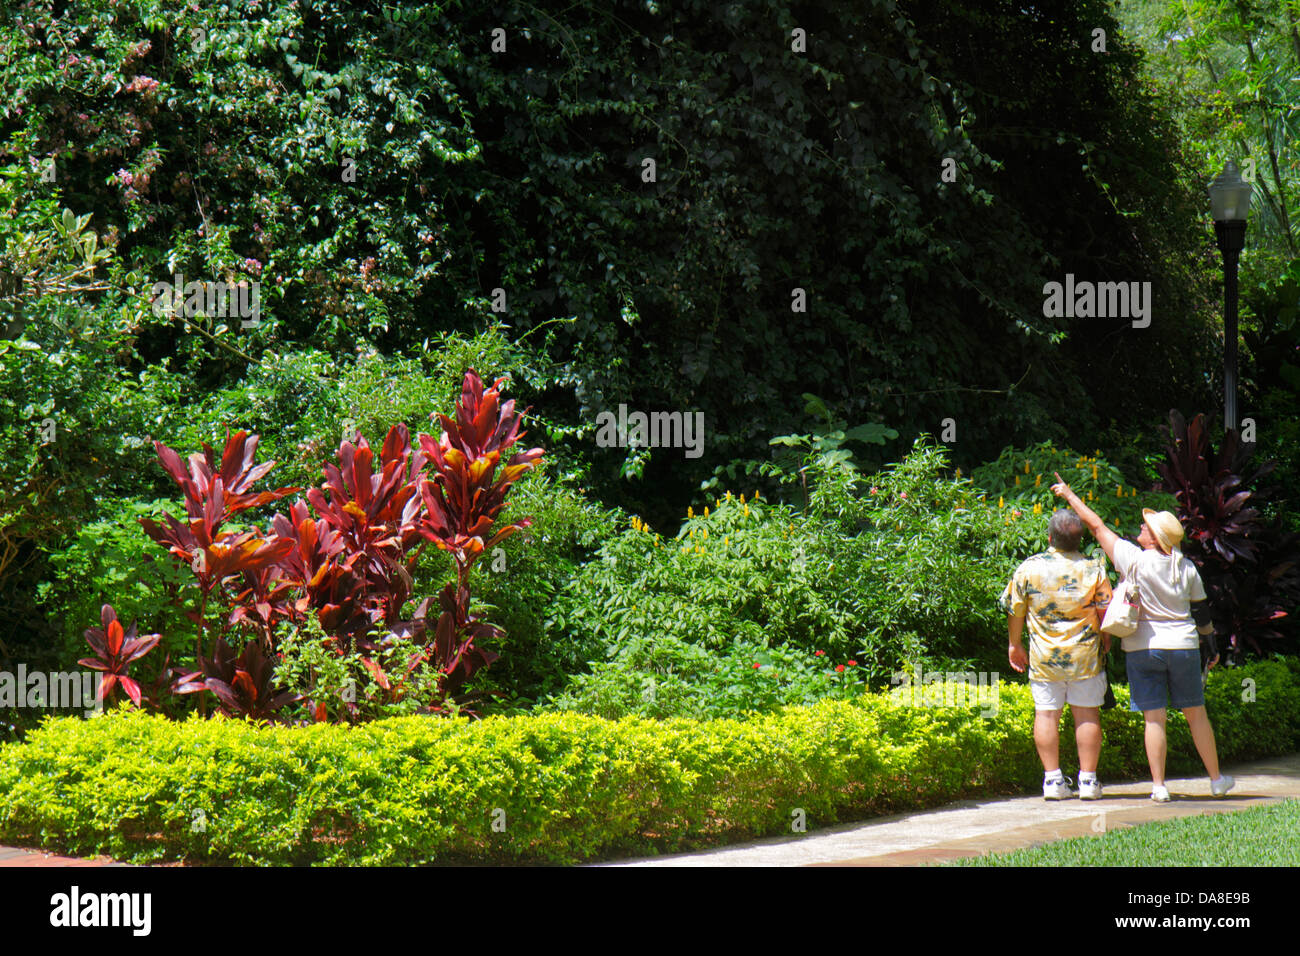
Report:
268,500,374,645
304,424,426,650
139,372,544,721
1158,410,1300,656
139,431,298,665
415,370,543,702
176,635,300,722
79,604,161,707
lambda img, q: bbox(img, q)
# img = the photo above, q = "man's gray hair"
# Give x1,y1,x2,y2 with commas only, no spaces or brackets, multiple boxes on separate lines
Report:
1048,509,1084,551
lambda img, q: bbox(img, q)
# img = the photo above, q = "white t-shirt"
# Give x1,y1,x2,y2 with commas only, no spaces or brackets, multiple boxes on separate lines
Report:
1111,538,1206,651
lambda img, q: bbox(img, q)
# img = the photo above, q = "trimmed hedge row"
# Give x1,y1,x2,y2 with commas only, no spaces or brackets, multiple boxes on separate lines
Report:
0,658,1297,865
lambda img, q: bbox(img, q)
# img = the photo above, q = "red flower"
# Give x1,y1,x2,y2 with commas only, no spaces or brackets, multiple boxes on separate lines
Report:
814,649,825,656
753,662,762,669
847,660,858,667
835,664,845,673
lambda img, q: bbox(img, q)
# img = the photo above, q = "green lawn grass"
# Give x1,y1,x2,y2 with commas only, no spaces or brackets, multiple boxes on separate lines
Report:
943,799,1300,866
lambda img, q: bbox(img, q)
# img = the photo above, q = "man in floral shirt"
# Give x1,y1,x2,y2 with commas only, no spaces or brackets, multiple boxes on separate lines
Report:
999,510,1113,800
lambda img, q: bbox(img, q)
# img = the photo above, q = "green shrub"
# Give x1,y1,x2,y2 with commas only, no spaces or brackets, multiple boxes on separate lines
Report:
541,482,888,714
2,660,1292,866
543,438,1071,718
841,437,1042,671
272,615,450,724
35,499,194,673
544,636,868,721
970,440,1179,552
445,461,624,711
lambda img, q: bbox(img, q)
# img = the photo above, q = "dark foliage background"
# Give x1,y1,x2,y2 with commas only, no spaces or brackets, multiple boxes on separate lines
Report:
3,0,1290,717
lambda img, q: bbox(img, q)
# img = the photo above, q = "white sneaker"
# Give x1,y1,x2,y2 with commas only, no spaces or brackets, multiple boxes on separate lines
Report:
1079,778,1103,800
1152,784,1171,803
1211,774,1235,797
1043,776,1074,800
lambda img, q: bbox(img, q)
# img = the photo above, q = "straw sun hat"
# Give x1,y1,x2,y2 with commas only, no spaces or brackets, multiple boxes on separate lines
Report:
1141,509,1185,552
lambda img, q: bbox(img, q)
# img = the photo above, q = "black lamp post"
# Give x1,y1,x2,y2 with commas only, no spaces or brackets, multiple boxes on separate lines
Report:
1208,161,1253,436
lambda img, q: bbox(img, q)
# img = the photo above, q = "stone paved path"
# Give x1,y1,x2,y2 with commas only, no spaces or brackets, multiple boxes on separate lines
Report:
606,753,1300,867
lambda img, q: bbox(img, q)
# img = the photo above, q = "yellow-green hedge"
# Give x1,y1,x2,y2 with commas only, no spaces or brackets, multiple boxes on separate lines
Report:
0,659,1296,865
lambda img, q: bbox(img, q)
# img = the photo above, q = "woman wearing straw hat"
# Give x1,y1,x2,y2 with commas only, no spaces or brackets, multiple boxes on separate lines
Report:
1051,472,1235,802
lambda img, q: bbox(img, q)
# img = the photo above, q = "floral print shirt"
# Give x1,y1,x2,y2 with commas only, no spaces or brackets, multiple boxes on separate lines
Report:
998,546,1113,683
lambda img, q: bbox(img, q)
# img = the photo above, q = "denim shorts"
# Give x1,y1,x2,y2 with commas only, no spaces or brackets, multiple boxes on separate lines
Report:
1126,649,1205,711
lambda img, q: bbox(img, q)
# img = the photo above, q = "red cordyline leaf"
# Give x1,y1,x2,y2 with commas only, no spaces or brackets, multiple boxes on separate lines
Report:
99,674,120,701
119,676,143,707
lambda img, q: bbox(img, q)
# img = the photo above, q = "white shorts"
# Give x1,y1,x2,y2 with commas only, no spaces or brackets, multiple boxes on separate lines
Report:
1030,672,1106,711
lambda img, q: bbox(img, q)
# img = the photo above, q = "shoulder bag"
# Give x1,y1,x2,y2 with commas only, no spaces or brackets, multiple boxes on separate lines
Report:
1101,571,1141,638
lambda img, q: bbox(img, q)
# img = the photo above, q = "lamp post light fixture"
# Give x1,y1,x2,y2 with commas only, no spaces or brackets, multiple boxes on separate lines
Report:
1208,161,1253,437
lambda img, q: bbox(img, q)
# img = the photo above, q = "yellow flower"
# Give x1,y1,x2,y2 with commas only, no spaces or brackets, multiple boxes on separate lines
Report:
743,504,749,517
1092,464,1098,480
1014,475,1020,486
682,545,689,554
724,536,729,547
955,467,962,479
700,528,708,539
703,506,710,518
689,528,695,538
1024,460,1031,474
998,496,1005,508
1116,485,1123,497
688,506,694,518
1130,487,1136,497
1087,490,1094,501
725,491,732,500
1034,474,1041,487
739,493,746,504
